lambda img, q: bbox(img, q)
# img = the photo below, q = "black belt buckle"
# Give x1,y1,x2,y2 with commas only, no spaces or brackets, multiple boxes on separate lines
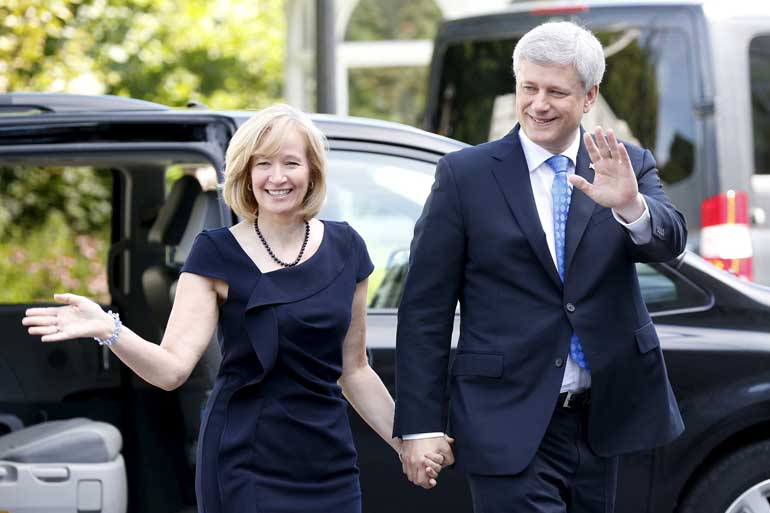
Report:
560,390,590,408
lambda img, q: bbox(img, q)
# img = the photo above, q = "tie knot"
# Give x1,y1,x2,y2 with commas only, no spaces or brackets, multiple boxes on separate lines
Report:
546,155,570,175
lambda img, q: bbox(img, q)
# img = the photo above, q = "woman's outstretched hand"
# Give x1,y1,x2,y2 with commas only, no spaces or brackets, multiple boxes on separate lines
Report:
22,293,112,342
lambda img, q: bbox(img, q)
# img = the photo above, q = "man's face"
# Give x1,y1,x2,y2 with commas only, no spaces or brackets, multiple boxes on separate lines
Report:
515,59,598,154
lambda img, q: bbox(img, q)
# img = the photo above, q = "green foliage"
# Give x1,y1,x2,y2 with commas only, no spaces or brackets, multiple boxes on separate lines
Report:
598,31,659,153
1,0,285,109
165,165,185,193
1,0,287,302
346,0,442,127
0,212,110,304
346,0,440,41
0,166,112,239
349,66,429,126
431,38,516,144
0,166,112,303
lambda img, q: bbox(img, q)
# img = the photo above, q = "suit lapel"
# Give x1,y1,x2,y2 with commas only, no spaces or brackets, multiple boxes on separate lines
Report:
564,131,599,276
490,126,563,290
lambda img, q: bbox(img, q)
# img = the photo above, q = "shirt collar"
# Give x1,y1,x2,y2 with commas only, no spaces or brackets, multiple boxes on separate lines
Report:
518,128,581,174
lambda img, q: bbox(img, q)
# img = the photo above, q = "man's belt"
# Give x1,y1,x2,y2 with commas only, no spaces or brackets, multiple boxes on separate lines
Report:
558,389,591,409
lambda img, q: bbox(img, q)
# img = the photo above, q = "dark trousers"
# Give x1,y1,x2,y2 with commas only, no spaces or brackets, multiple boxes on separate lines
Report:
467,402,619,513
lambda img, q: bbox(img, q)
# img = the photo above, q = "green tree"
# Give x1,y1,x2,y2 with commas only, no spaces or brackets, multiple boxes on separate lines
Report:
0,166,111,239
345,0,442,126
598,31,658,156
0,0,287,303
1,0,286,108
345,0,440,42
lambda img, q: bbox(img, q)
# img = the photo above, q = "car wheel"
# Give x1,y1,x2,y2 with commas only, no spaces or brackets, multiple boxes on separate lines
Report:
679,440,770,513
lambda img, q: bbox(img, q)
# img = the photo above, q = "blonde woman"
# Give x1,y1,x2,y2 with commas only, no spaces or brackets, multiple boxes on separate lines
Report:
22,105,449,513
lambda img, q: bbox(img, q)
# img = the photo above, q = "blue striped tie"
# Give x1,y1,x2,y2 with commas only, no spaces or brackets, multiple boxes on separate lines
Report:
547,155,590,371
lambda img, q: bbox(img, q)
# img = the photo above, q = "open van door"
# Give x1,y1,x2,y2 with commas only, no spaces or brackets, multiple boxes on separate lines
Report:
0,93,234,513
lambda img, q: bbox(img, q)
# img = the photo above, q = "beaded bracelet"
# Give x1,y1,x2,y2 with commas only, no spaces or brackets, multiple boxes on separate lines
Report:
94,310,122,347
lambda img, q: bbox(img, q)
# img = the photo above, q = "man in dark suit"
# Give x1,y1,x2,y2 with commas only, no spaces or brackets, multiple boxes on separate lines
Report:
394,21,686,512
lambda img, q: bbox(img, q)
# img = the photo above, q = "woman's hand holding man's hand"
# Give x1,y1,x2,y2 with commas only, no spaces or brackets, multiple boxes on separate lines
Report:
399,435,455,489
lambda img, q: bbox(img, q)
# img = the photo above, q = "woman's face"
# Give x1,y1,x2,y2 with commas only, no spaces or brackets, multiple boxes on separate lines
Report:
249,128,311,218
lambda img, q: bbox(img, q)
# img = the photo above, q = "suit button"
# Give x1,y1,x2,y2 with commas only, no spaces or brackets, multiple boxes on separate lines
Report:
555,358,564,368
565,303,576,313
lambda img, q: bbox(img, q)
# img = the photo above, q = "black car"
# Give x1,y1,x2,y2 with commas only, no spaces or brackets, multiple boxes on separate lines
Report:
1,93,770,513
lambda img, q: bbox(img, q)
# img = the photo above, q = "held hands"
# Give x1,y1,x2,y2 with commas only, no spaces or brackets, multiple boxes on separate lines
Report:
570,127,645,223
399,435,455,489
22,293,113,342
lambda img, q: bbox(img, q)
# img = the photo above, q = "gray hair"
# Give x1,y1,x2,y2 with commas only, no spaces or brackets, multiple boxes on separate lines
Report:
512,21,605,92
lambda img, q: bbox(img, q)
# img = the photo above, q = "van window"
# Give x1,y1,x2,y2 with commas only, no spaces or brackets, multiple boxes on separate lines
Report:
435,28,696,185
320,150,435,307
750,35,770,175
637,263,709,313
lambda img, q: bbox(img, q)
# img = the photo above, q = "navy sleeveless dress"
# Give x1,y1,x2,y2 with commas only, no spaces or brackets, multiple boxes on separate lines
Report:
181,221,374,513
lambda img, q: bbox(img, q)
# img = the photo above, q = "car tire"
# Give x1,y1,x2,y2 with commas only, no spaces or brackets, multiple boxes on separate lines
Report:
678,440,770,513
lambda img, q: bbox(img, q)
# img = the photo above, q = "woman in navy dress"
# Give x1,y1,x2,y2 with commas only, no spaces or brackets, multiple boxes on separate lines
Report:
22,105,449,512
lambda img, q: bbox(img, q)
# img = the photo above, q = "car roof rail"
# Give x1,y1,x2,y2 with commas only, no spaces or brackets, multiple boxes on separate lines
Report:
0,93,169,115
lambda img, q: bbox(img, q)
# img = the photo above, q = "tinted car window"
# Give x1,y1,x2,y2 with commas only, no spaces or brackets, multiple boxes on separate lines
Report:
638,262,709,313
435,28,696,185
320,149,436,307
750,34,770,175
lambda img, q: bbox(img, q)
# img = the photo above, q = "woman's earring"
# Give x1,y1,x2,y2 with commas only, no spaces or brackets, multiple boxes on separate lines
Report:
309,181,315,191
247,182,253,191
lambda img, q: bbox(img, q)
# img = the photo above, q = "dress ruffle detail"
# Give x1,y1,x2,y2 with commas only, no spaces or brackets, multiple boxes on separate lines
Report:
241,223,352,386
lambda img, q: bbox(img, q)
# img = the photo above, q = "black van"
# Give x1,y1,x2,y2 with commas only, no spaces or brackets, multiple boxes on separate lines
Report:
424,0,770,286
3,93,770,513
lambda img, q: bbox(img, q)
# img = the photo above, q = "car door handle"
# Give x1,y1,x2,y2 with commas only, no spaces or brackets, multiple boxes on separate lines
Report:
31,466,70,482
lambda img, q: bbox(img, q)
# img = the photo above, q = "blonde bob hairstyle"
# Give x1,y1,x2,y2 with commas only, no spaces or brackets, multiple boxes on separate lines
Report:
222,104,327,222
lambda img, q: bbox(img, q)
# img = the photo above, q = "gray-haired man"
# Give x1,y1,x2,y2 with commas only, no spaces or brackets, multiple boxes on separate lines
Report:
395,21,686,512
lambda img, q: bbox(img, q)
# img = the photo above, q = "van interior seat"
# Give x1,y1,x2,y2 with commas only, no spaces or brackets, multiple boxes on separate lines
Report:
141,174,223,468
0,417,121,463
0,417,127,513
143,174,221,324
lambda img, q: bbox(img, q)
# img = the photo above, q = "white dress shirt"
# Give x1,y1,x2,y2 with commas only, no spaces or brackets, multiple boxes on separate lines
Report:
403,129,652,441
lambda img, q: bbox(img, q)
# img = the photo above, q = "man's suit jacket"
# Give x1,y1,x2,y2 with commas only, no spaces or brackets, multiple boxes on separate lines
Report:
393,125,687,475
